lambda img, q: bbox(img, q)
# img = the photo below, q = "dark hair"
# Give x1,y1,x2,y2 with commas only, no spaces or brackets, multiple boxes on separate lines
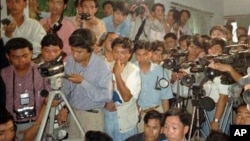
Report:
237,26,248,35
179,35,191,43
207,37,227,50
113,1,130,15
133,40,151,52
74,0,81,7
152,3,165,12
162,108,192,127
69,28,96,53
209,25,227,36
41,33,63,49
236,102,247,113
186,35,204,48
81,0,98,8
164,33,177,40
206,130,230,141
143,110,163,125
98,32,117,46
5,38,33,54
180,10,191,18
168,9,180,23
102,1,114,9
111,37,133,53
151,40,165,53
85,130,113,141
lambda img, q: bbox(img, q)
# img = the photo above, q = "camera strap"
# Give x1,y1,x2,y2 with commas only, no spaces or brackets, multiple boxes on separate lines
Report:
12,67,36,114
48,13,64,34
134,18,147,42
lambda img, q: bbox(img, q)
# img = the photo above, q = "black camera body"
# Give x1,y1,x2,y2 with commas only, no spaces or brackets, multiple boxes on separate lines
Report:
135,4,145,15
80,13,91,20
162,50,187,72
39,52,66,77
39,60,64,77
191,51,250,84
16,106,36,120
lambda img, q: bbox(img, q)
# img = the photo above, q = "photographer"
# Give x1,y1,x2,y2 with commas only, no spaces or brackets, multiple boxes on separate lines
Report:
201,37,231,137
32,33,64,64
133,40,173,133
62,28,112,139
73,0,106,41
40,0,77,56
1,38,50,141
169,35,205,99
128,2,151,41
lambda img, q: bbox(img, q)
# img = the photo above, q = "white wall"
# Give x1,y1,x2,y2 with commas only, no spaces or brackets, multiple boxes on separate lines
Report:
155,0,224,26
224,0,250,16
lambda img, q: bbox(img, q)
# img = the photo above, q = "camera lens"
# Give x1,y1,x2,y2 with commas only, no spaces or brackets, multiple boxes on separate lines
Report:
243,89,250,104
135,5,145,15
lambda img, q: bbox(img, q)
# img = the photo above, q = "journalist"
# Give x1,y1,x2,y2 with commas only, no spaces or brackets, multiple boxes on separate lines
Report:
201,37,231,138
61,28,112,139
133,40,173,133
1,38,50,141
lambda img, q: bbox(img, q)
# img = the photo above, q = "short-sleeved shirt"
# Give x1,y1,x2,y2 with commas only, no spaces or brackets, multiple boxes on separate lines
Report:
135,62,173,109
1,63,47,122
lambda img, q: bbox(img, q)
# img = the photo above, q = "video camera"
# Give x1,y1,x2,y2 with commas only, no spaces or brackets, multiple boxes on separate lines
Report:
80,13,91,20
162,49,188,72
191,50,250,84
39,52,66,78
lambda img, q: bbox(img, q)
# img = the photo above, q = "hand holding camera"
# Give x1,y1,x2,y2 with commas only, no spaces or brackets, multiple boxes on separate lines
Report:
2,19,16,38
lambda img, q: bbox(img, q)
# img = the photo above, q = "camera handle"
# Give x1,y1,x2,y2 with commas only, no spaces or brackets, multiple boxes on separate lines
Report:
35,90,85,141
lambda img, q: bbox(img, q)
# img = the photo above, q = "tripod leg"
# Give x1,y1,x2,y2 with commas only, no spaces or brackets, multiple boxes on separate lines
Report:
188,106,196,141
35,91,85,141
36,91,56,140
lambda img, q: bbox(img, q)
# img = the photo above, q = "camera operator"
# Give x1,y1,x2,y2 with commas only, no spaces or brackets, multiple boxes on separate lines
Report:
73,0,106,41
169,35,205,99
61,28,112,139
128,2,151,41
147,3,166,41
201,37,231,138
32,33,64,64
1,38,50,141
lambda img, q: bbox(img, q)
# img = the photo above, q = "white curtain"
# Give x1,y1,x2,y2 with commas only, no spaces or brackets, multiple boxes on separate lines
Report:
171,2,213,35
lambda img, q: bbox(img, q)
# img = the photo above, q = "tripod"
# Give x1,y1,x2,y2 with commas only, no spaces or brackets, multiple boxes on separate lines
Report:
35,76,85,141
188,88,211,141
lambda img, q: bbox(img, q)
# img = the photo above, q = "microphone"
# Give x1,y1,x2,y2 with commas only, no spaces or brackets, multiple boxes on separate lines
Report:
238,74,250,86
40,89,49,97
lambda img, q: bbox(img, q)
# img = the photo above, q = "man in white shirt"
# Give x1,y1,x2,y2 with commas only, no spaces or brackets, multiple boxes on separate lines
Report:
104,37,141,141
1,0,46,59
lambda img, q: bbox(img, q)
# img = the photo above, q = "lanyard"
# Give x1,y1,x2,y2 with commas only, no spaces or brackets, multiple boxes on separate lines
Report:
12,67,36,113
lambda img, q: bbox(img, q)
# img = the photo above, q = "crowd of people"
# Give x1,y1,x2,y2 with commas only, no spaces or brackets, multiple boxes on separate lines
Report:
1,0,250,141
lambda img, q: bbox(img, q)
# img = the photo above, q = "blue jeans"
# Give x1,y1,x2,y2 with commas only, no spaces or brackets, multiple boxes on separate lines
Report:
104,109,137,141
201,103,232,138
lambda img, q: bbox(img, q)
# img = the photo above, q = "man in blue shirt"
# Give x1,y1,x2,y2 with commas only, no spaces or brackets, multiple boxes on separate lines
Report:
134,40,173,133
102,1,131,37
62,28,113,139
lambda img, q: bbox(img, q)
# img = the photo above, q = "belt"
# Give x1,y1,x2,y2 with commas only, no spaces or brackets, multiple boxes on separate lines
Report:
85,109,99,113
15,119,35,124
141,106,159,113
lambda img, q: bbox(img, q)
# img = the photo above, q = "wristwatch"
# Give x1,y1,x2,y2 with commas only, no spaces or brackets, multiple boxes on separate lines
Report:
214,118,220,123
